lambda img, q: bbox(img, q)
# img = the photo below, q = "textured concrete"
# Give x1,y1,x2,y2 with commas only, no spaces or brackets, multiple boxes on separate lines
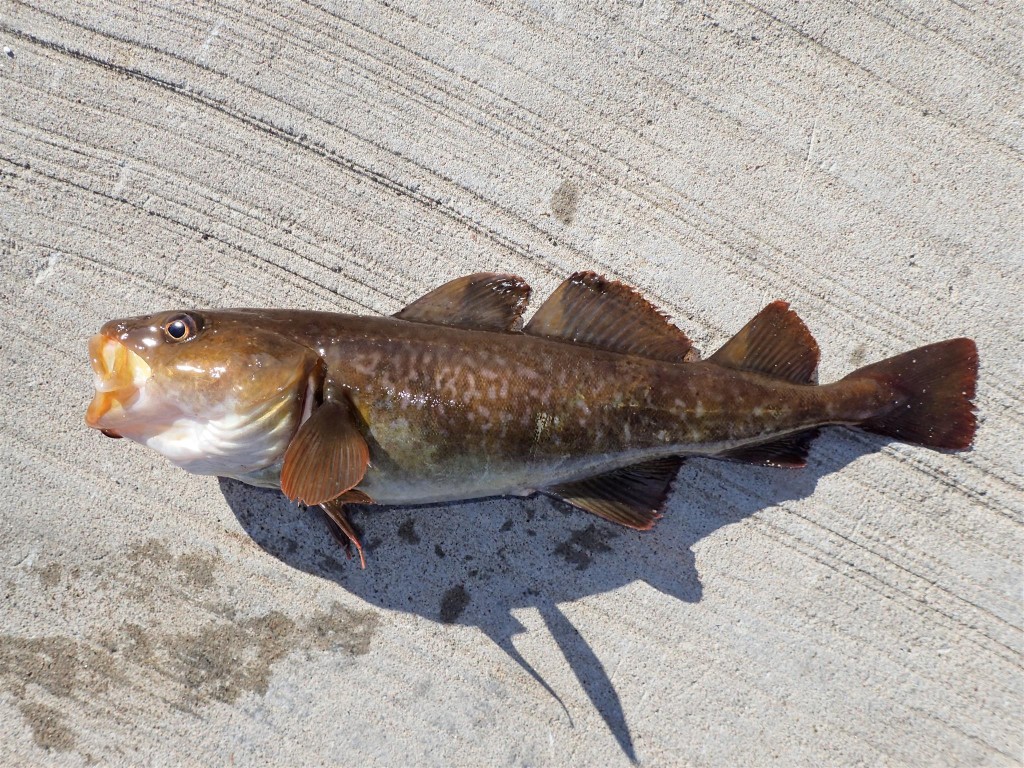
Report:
1,1,1021,765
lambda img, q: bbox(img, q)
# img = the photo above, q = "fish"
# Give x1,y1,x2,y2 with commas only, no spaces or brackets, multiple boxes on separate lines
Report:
85,272,978,567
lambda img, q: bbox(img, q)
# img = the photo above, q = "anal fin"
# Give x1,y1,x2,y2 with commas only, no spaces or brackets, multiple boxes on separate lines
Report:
720,429,819,468
545,457,683,530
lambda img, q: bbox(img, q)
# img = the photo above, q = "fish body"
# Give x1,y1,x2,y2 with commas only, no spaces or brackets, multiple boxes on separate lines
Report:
86,272,978,565
231,312,864,503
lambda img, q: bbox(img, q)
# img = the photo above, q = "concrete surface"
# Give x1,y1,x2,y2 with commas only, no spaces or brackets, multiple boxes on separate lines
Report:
1,0,1021,765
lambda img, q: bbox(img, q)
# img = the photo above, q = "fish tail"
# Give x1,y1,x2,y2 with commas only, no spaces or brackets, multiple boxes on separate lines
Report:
842,338,978,449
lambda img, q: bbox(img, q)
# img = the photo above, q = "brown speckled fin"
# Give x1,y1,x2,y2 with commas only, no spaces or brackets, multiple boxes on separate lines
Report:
545,457,684,529
720,429,820,468
320,497,368,569
394,273,531,332
709,301,819,384
525,272,698,362
845,338,978,449
281,399,369,506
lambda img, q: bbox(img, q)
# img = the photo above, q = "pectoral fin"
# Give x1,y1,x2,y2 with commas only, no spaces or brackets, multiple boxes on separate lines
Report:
545,457,683,529
281,399,369,506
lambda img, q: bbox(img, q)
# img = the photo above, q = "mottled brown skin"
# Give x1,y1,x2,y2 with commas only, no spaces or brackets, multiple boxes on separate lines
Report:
87,264,977,551
175,309,887,504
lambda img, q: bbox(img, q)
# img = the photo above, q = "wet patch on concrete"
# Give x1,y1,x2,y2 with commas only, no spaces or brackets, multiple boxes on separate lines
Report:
0,634,127,752
155,602,379,706
439,584,470,623
2,540,381,756
168,611,296,705
18,702,76,751
551,180,580,225
397,517,421,545
121,539,176,601
849,343,868,367
127,538,175,571
36,563,62,588
175,551,218,591
555,524,617,570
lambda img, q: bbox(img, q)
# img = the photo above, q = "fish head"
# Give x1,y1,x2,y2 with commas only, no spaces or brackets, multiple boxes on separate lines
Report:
86,310,320,476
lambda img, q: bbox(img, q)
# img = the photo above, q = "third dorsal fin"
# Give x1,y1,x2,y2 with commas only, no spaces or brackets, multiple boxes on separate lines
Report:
524,272,698,362
394,273,531,332
708,301,819,384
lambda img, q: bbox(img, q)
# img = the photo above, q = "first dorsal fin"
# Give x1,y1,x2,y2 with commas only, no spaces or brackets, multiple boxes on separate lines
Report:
545,457,684,530
708,301,819,384
394,273,531,332
524,272,698,362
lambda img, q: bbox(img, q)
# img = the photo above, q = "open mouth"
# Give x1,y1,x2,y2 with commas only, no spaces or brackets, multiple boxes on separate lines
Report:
85,334,152,431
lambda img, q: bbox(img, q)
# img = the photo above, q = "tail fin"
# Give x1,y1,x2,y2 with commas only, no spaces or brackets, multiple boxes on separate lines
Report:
843,338,978,449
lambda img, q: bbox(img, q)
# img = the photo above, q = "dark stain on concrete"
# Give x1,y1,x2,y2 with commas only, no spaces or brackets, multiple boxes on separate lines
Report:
113,623,153,666
1,602,380,750
555,524,616,570
849,343,868,367
175,551,218,591
551,180,580,225
305,602,379,656
397,517,421,545
123,539,175,601
2,538,381,756
0,636,124,699
163,602,378,705
19,702,76,751
37,563,62,589
169,611,296,705
0,635,127,752
439,584,470,623
127,539,174,571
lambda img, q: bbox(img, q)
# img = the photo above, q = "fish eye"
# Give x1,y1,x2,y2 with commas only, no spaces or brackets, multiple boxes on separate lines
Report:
163,314,197,342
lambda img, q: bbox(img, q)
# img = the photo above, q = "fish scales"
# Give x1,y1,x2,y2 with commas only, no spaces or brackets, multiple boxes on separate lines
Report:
84,271,978,565
324,319,833,503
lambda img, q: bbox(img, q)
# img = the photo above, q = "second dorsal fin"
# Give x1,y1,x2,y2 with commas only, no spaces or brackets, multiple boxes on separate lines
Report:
524,272,698,362
394,273,531,332
708,301,819,384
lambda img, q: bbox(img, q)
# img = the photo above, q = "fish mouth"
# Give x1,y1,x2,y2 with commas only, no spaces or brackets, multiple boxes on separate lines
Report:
85,334,152,430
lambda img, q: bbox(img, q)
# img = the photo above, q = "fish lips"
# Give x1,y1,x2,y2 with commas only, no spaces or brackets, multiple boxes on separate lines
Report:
85,334,152,432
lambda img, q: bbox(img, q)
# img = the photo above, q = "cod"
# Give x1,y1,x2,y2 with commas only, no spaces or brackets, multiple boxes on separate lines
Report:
86,272,978,566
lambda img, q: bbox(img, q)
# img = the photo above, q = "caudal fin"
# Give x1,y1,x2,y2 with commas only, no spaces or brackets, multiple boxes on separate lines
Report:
844,338,978,449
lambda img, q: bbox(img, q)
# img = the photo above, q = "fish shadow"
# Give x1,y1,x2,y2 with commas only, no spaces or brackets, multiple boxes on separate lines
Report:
219,431,878,763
